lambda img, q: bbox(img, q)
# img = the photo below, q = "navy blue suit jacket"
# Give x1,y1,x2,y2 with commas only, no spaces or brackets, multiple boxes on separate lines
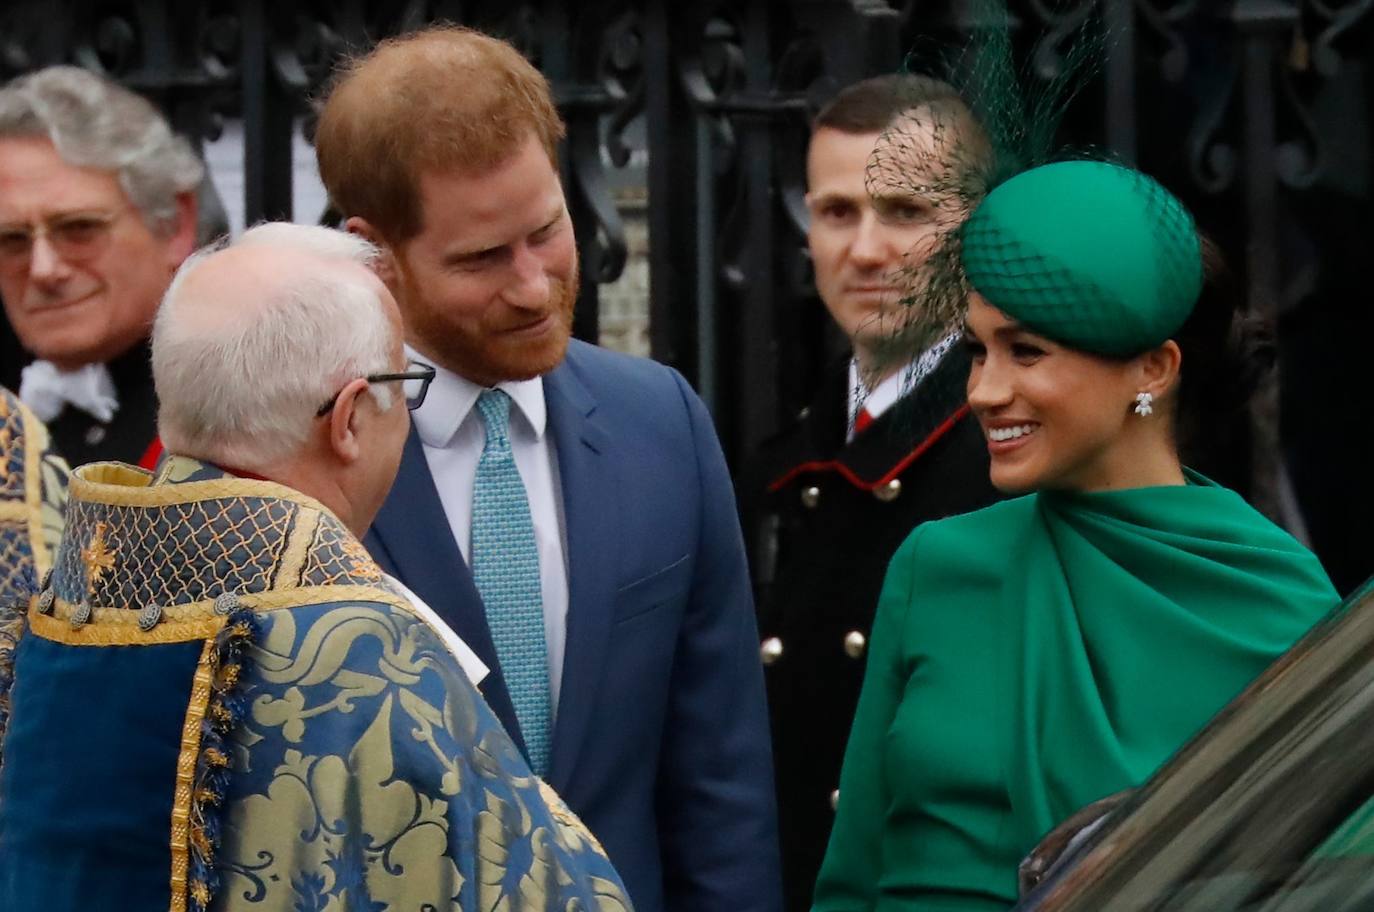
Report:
365,340,783,912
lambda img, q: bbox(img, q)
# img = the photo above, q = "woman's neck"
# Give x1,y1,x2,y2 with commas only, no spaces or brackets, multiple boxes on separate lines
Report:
1063,423,1187,493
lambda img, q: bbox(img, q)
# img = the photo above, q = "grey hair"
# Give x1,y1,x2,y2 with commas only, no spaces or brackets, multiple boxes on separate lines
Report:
0,66,204,234
152,222,396,468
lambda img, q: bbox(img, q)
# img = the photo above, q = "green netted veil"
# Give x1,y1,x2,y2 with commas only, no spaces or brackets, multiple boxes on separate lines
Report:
860,0,1205,384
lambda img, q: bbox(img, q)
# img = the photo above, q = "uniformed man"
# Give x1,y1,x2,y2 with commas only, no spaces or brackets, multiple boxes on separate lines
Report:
0,66,203,467
740,75,1002,910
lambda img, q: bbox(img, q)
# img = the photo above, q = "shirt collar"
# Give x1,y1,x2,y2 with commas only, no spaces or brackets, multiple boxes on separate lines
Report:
848,332,960,425
407,345,548,449
848,360,907,425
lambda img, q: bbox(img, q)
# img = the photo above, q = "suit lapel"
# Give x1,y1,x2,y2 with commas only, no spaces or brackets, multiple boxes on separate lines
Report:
367,427,525,753
543,353,617,791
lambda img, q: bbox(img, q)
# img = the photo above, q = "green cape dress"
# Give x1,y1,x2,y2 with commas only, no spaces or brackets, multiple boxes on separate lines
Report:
812,472,1339,912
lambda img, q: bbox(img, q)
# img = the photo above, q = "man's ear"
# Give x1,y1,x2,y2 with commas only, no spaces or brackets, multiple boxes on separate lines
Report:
326,377,372,465
1137,339,1183,402
163,190,199,268
346,216,400,290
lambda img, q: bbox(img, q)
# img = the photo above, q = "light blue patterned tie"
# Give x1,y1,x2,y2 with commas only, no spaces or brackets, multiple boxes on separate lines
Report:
471,389,552,775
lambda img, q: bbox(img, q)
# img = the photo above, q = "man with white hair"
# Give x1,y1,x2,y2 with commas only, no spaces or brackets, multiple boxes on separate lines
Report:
0,66,203,466
0,222,633,912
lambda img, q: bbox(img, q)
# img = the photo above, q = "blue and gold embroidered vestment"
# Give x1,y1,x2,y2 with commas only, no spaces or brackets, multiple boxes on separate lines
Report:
0,457,633,912
0,386,67,752
0,386,67,607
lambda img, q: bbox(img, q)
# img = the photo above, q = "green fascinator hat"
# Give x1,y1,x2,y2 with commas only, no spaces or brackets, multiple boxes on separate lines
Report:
959,160,1204,357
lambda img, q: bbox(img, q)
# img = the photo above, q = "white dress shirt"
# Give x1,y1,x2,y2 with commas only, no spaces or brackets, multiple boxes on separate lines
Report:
408,348,570,716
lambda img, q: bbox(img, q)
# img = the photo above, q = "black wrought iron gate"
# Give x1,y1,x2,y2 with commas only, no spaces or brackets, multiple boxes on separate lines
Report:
2,1,1371,591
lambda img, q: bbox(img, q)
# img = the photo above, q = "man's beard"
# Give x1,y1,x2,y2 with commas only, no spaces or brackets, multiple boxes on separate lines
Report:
400,256,579,387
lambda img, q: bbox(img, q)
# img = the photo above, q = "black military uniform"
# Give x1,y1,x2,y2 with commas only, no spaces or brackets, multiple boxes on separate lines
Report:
1,340,159,467
740,348,1000,911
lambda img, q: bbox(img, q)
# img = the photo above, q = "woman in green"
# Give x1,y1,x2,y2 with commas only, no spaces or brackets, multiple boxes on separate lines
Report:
811,160,1340,912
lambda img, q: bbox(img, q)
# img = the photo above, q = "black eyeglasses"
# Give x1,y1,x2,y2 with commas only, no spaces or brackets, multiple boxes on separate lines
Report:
316,359,437,417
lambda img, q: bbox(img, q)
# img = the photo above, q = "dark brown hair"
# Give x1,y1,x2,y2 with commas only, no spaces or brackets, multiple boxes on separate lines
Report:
814,74,969,135
1172,236,1274,480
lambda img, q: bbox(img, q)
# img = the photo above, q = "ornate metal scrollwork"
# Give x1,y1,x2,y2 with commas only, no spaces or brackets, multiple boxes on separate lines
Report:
674,4,750,296
677,7,748,165
1305,0,1374,76
1186,53,1241,193
200,7,242,82
79,13,140,77
1274,61,1323,189
0,6,52,76
1135,0,1207,82
602,10,646,169
1022,0,1098,81
0,0,1369,553
560,2,642,286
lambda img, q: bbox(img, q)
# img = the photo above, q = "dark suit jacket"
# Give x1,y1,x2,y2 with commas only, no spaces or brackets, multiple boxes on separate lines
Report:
739,350,1001,911
365,339,783,912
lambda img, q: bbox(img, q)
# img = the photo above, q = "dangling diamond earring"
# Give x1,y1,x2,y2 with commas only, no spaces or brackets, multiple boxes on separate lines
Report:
1134,391,1154,417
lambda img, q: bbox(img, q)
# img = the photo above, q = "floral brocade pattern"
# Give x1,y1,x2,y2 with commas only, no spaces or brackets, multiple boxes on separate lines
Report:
0,389,67,607
0,602,23,762
217,599,633,912
12,459,633,911
0,389,68,766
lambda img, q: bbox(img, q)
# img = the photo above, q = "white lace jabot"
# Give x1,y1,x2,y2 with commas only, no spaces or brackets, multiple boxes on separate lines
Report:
18,360,120,423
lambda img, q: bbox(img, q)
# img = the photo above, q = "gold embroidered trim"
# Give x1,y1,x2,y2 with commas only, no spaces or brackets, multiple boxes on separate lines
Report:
169,636,220,912
19,400,48,573
28,610,224,646
27,584,417,648
0,503,25,521
71,463,335,516
238,584,413,617
276,508,320,589
40,597,221,626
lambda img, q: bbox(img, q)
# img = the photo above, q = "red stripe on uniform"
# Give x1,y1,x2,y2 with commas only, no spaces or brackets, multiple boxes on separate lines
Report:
765,405,971,494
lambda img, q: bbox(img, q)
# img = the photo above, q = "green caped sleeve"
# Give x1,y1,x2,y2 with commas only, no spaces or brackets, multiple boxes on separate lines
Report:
812,527,923,911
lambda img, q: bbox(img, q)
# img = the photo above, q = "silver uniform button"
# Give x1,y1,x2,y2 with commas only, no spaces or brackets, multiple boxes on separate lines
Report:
36,589,56,615
830,789,840,811
844,630,867,659
801,486,821,510
213,592,241,616
760,637,784,666
138,601,164,632
873,478,902,502
71,600,92,628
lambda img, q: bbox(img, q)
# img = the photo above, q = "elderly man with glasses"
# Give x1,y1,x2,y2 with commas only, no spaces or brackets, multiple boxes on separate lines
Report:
0,222,634,912
0,66,204,467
